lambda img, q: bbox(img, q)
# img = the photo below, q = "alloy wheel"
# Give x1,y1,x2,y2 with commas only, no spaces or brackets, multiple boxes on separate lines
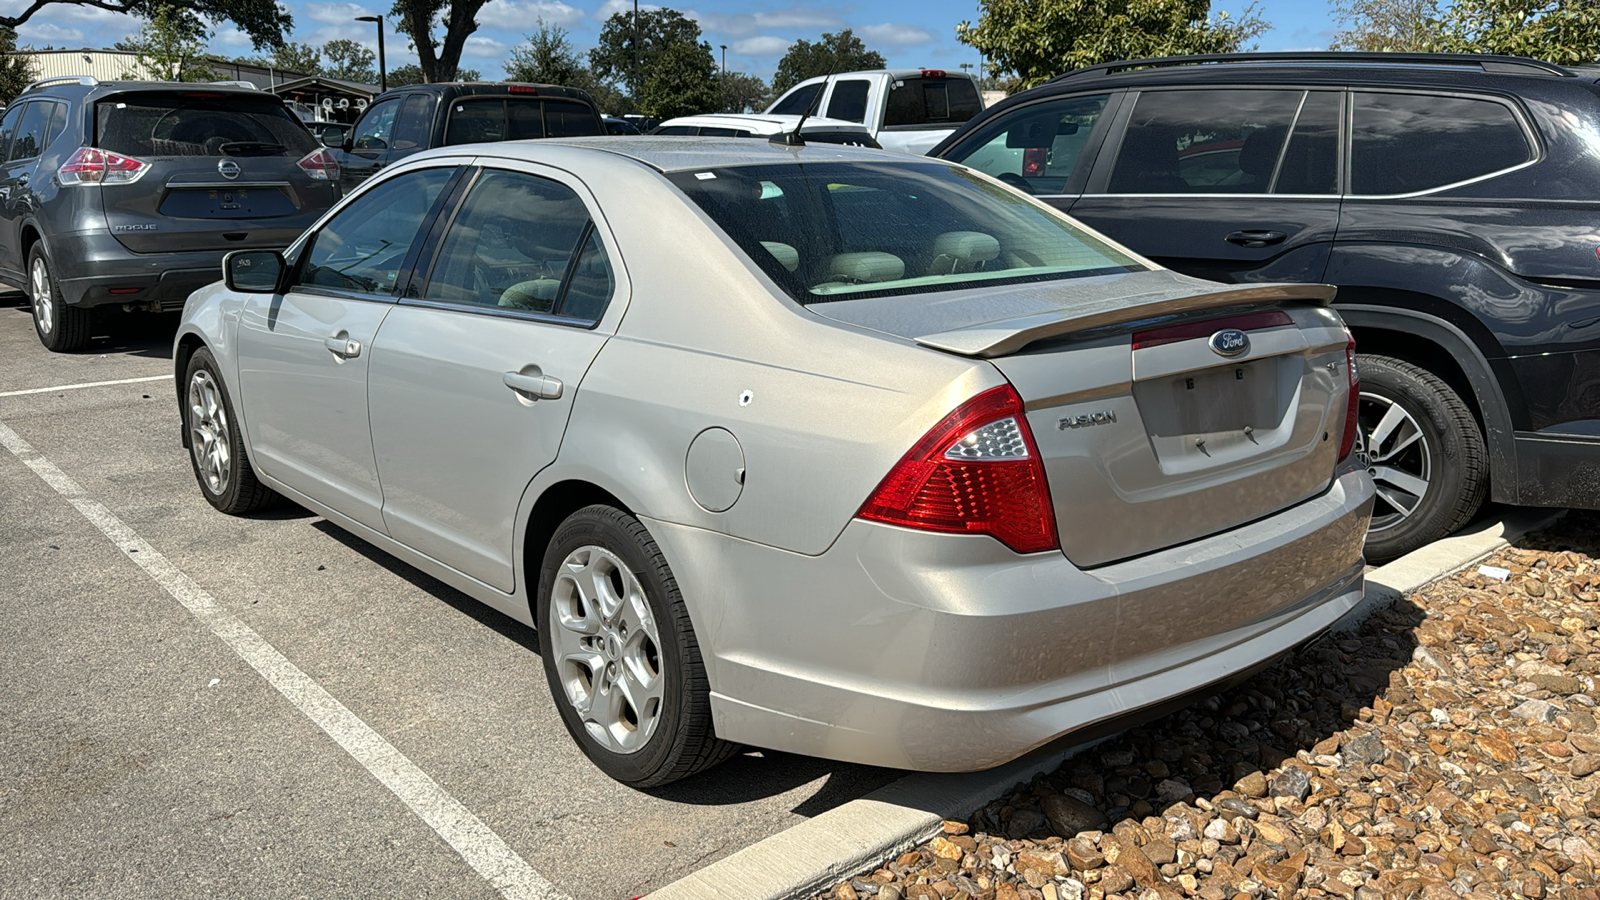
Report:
548,545,664,754
188,370,232,496
30,257,52,335
1356,391,1432,534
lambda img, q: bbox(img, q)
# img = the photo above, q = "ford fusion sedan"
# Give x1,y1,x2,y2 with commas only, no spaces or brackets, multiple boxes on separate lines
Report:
174,137,1375,786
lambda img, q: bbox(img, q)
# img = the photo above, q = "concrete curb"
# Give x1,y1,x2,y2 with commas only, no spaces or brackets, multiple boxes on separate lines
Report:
647,510,1566,900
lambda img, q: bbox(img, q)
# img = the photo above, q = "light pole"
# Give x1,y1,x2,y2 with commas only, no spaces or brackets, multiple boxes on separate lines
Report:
720,44,727,112
355,15,387,92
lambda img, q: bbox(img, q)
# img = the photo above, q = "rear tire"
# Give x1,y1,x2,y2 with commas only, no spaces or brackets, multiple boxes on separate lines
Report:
1356,354,1487,563
537,505,736,787
29,245,91,353
184,347,278,514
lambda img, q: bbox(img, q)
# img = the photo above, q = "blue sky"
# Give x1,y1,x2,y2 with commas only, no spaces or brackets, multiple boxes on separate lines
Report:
2,0,1341,82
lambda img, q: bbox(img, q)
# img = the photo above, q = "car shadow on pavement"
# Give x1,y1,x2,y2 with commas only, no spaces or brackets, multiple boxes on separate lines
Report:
0,288,24,308
83,312,181,359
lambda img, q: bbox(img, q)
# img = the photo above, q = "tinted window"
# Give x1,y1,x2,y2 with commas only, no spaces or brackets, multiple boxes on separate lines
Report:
96,93,316,158
446,99,507,144
296,167,454,295
699,126,747,137
43,101,67,150
507,101,545,140
884,78,982,127
424,169,610,320
0,104,22,160
770,83,823,116
668,161,1140,305
8,102,49,161
392,93,433,150
654,125,695,135
1275,91,1340,194
949,93,1109,195
827,79,871,123
1109,89,1302,194
1352,92,1531,195
544,101,600,137
351,99,400,151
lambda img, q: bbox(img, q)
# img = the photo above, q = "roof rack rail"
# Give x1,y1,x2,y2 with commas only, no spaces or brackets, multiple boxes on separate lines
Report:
1049,52,1573,83
21,75,99,94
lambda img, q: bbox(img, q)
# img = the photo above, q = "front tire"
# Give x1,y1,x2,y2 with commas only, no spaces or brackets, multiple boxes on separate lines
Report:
29,245,91,352
537,505,736,787
185,347,278,515
1356,354,1487,563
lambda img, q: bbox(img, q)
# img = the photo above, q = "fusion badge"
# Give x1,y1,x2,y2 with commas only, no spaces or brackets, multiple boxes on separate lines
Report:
1209,328,1250,358
1058,410,1117,430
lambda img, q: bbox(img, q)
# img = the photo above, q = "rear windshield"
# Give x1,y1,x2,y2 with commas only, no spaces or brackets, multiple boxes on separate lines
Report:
885,78,983,128
444,98,600,145
96,92,317,157
668,161,1141,304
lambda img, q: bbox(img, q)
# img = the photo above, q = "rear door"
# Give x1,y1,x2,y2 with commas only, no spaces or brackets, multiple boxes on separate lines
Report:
0,101,60,276
93,89,336,252
1070,87,1343,285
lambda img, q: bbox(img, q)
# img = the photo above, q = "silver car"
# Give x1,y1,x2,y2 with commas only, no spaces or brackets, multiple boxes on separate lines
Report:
174,137,1375,787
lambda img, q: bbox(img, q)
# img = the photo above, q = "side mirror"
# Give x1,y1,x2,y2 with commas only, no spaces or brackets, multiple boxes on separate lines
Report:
224,249,285,293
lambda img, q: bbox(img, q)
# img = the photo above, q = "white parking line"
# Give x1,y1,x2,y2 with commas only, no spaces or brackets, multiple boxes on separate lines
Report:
0,374,171,398
0,420,569,900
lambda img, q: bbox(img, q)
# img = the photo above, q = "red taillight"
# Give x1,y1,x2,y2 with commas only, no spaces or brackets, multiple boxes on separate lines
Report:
857,385,1058,554
1022,147,1046,177
508,85,538,93
1339,335,1360,461
297,147,340,181
58,147,149,185
921,69,947,78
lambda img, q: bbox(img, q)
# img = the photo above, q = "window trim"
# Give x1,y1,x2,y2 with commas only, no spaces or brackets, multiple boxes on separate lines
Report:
1343,86,1541,200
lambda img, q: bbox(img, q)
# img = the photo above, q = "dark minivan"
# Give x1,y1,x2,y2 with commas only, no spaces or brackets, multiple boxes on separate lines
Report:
934,52,1600,561
334,82,605,191
16,77,338,352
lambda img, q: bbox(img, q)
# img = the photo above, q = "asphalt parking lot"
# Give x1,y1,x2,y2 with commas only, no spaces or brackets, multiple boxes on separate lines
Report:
0,295,901,900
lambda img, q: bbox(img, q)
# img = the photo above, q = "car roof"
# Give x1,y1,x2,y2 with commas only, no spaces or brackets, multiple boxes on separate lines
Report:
656,113,873,133
459,135,931,173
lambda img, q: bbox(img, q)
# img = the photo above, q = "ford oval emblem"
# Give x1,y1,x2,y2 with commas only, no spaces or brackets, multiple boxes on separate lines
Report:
217,159,241,180
1209,328,1250,358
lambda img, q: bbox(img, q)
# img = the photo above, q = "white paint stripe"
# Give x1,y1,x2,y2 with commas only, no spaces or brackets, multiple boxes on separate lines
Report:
0,374,171,398
0,420,567,900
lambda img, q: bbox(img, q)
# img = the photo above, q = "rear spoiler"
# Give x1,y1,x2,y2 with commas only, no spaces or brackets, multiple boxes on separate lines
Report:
913,283,1337,358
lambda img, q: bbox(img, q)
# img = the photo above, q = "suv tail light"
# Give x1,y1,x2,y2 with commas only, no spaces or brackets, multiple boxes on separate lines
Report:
857,385,1058,554
58,147,149,185
297,147,340,181
1338,334,1360,461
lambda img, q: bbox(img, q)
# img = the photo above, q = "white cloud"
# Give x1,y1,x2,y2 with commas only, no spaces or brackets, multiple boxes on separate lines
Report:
305,2,375,26
731,35,789,56
480,0,585,30
856,22,935,48
17,22,84,44
210,26,254,49
691,8,842,38
592,0,659,22
463,35,508,58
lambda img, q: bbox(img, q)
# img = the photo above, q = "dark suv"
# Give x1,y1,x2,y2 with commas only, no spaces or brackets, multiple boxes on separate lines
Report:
11,77,339,352
333,82,604,191
933,52,1600,560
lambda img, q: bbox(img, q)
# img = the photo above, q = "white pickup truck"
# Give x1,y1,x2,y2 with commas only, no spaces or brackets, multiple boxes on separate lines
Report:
764,68,985,155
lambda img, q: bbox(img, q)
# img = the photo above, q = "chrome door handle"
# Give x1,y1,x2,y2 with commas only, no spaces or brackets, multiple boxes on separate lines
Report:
1225,230,1288,247
324,335,361,359
503,370,563,400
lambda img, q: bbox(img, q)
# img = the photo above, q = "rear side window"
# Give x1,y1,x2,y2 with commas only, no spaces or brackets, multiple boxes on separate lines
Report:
96,92,317,158
544,101,600,137
947,93,1110,195
1109,89,1303,194
1352,92,1532,195
827,79,871,123
392,93,434,150
884,78,982,127
445,98,599,145
1275,91,1340,194
9,102,52,161
770,83,823,116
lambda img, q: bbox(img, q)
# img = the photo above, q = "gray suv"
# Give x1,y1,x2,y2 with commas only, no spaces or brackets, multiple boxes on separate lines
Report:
10,77,340,351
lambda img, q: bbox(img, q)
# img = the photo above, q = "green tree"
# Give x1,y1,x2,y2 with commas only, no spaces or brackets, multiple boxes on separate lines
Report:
771,30,885,95
391,0,489,82
1330,0,1440,51
958,0,1268,88
387,62,479,85
506,22,587,85
232,41,322,75
1426,0,1600,65
0,27,35,105
719,71,768,112
322,38,377,83
638,37,719,119
589,8,704,99
4,0,287,50
116,5,215,81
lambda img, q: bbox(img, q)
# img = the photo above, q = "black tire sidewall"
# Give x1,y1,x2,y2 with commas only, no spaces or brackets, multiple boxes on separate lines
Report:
536,506,695,786
184,348,249,513
28,246,61,347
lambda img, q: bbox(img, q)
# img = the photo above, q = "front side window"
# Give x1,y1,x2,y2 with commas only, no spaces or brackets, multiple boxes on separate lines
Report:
770,83,823,116
295,167,455,295
351,99,400,151
1352,91,1532,195
827,80,871,123
423,168,612,321
1109,89,1304,194
947,93,1110,195
668,161,1141,304
9,102,49,161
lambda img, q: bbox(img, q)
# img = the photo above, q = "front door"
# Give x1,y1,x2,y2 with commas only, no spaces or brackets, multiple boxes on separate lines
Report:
1070,88,1343,285
366,164,621,591
235,165,457,528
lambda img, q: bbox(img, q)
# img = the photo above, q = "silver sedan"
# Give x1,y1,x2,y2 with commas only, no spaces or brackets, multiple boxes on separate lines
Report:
175,137,1375,787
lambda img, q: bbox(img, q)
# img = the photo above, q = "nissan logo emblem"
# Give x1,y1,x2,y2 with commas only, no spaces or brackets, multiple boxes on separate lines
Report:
217,159,241,180
1209,328,1250,358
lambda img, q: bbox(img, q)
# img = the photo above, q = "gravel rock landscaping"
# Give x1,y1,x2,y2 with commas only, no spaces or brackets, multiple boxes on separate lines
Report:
818,512,1600,900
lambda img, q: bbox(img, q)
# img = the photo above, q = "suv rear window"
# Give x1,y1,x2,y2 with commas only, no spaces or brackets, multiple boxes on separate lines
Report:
96,92,317,158
444,98,600,145
1352,92,1532,195
885,78,982,128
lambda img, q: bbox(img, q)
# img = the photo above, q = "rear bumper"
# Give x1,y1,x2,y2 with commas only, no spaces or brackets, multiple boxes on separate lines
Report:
48,231,279,309
647,465,1374,772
